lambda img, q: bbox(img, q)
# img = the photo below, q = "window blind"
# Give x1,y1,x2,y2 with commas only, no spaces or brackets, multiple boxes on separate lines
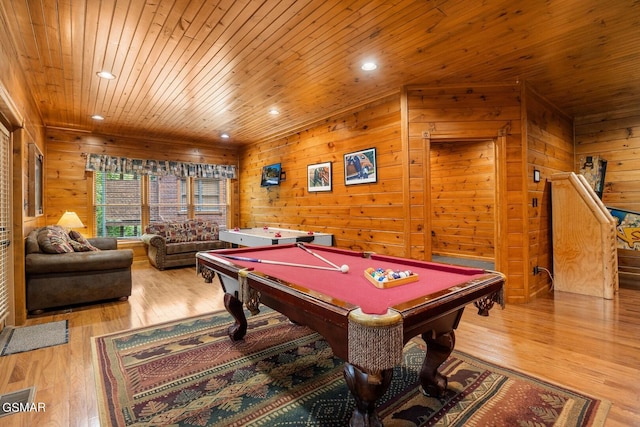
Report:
0,123,10,323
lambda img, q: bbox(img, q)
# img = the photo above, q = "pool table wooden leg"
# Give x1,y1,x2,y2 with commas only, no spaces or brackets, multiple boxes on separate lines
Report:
419,330,455,398
343,363,392,427
224,293,248,341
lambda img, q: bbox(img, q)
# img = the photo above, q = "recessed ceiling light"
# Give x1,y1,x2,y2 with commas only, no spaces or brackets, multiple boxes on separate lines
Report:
269,108,280,115
220,133,230,139
361,62,377,71
91,114,104,120
97,70,116,80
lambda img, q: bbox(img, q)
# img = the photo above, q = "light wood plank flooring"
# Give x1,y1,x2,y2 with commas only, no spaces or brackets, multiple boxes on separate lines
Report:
1,261,638,426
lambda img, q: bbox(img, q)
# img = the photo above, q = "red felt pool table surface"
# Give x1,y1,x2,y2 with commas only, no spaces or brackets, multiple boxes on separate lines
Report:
200,244,490,315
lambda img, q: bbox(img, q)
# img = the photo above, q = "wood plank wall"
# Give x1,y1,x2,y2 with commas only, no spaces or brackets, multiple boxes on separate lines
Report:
575,109,640,289
44,128,240,238
1,19,48,325
429,139,496,261
575,109,640,213
405,84,525,302
525,86,574,299
239,83,573,304
238,96,404,255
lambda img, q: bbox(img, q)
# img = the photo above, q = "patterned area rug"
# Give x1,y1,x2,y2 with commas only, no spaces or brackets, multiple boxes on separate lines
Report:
92,310,610,426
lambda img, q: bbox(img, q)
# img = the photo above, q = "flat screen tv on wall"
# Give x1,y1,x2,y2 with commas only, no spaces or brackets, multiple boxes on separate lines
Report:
260,163,282,187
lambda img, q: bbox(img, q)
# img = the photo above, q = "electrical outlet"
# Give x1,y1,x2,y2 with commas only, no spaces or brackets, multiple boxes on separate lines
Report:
533,266,540,275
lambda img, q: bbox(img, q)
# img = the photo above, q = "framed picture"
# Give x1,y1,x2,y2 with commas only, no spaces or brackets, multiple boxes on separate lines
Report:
344,148,376,185
307,162,332,192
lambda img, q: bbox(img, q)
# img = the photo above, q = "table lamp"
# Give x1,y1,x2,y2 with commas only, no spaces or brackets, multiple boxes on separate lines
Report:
57,211,85,230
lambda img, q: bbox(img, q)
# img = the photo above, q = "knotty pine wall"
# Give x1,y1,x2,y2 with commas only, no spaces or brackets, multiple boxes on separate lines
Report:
429,139,496,261
239,83,572,303
405,84,523,302
525,86,574,298
575,109,640,213
1,22,48,325
43,128,240,241
575,109,640,289
238,95,404,255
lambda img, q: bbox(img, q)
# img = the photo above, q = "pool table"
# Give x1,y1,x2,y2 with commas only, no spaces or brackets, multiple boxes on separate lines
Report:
196,244,504,427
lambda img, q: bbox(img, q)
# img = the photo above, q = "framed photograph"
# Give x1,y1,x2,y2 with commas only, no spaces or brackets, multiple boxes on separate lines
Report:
307,162,332,192
344,148,377,185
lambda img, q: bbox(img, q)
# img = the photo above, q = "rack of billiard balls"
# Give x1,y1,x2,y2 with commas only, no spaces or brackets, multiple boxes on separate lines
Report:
364,267,419,289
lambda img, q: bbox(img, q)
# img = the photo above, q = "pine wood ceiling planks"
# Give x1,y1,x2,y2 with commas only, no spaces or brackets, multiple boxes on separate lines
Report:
1,0,639,145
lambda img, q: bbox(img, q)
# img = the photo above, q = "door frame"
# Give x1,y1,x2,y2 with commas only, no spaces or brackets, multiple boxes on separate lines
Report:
423,129,508,274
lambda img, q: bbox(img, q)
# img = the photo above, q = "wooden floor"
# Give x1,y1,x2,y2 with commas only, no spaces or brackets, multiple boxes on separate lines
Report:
1,261,639,426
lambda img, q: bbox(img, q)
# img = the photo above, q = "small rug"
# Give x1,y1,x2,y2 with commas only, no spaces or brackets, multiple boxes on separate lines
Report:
0,320,68,356
0,387,36,418
92,310,610,426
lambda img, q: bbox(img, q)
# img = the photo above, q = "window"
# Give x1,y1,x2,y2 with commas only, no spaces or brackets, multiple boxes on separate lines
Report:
93,173,228,237
149,175,188,222
94,172,142,237
194,178,221,212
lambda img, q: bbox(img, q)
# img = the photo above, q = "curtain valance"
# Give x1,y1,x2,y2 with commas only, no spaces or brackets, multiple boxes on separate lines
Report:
84,153,236,179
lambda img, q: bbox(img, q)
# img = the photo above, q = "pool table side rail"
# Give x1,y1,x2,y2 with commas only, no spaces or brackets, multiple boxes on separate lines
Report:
400,274,504,341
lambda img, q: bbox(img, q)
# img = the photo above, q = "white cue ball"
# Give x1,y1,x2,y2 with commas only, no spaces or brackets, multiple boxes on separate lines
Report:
340,264,349,273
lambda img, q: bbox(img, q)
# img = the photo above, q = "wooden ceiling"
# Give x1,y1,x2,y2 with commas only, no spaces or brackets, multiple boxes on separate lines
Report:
1,0,638,146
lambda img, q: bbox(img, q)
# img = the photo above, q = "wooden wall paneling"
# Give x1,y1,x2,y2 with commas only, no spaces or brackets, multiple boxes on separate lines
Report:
11,128,26,326
516,83,533,302
524,85,574,299
499,129,525,304
239,96,405,255
406,84,523,302
429,139,496,261
575,110,640,213
14,128,47,322
574,110,640,287
1,15,48,325
404,120,429,260
618,248,640,289
575,111,640,143
493,132,509,289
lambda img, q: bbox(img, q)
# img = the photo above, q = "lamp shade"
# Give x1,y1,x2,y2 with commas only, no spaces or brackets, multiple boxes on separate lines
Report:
57,211,85,229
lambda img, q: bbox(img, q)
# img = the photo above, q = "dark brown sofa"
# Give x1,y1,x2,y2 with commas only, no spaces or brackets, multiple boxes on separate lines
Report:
25,226,133,314
141,219,227,270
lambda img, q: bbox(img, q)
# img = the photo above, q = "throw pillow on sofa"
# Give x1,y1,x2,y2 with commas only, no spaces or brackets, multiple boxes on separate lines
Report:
37,226,74,254
69,230,100,252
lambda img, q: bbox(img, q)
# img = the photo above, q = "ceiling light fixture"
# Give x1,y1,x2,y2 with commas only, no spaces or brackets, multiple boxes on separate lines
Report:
361,62,378,71
96,70,116,80
220,133,230,139
269,108,280,115
91,115,104,120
